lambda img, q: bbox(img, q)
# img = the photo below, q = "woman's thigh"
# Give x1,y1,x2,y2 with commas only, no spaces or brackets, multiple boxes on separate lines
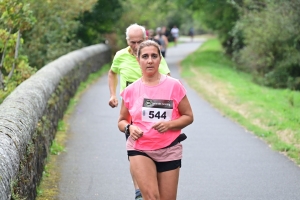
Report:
129,156,159,196
157,168,180,200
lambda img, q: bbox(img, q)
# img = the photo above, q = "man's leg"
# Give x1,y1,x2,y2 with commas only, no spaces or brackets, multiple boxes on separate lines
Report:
130,167,142,199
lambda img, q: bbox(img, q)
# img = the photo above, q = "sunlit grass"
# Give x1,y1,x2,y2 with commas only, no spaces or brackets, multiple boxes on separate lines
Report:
181,38,300,164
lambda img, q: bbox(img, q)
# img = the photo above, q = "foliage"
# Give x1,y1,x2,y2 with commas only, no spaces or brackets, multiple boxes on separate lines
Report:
232,0,300,90
113,0,193,48
76,0,123,46
1,0,298,97
120,0,174,29
50,139,65,155
22,0,97,69
0,0,35,31
181,38,300,164
179,0,300,90
1,0,99,103
177,0,239,54
0,0,36,92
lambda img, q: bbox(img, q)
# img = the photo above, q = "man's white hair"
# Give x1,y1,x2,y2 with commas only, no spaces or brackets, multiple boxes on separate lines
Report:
125,23,146,40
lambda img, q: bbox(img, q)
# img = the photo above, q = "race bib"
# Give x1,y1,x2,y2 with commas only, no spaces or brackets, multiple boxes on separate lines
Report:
142,98,173,122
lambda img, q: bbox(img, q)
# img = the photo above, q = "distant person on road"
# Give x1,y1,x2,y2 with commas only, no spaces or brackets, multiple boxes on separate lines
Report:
154,27,168,57
108,23,170,200
118,40,194,200
161,26,170,39
148,29,161,46
170,25,179,46
189,27,194,41
161,26,167,36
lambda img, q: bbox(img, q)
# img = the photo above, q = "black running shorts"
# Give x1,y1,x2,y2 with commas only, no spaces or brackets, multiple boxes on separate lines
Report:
128,150,181,172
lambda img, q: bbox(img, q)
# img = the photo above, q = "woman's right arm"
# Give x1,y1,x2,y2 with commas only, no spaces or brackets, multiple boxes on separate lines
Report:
118,100,131,133
118,100,143,140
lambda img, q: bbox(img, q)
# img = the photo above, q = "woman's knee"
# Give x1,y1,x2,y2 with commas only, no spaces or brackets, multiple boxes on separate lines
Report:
141,188,160,200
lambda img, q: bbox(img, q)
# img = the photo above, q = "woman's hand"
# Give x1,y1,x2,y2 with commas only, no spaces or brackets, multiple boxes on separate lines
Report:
130,125,143,141
152,96,194,132
152,121,170,133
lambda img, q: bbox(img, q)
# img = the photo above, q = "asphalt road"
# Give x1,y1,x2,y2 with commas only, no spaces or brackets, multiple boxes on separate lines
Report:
57,37,300,200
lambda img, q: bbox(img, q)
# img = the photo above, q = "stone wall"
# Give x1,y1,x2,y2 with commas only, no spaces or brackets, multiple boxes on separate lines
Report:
0,44,111,200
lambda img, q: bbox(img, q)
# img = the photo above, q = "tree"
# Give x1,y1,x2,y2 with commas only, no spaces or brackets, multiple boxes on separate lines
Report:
176,0,239,54
22,0,97,69
76,0,123,45
112,0,193,48
0,0,36,91
232,0,300,89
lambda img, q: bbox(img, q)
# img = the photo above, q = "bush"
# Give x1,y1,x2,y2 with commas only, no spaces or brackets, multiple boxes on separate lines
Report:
232,1,300,90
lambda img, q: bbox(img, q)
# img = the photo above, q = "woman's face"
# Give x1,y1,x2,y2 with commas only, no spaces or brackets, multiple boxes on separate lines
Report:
138,45,161,76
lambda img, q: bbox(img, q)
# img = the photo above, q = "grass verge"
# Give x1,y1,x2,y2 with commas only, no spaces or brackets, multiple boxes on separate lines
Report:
36,63,111,199
180,38,300,165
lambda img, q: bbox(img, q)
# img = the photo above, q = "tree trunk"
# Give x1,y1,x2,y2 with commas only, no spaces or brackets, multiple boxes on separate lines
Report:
8,31,20,80
0,73,3,90
0,28,11,90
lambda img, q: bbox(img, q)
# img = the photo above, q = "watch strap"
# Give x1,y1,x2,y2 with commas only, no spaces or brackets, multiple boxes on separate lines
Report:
125,124,131,134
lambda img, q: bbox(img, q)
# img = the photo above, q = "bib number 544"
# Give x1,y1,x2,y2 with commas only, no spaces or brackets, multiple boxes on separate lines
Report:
149,111,167,119
142,107,172,122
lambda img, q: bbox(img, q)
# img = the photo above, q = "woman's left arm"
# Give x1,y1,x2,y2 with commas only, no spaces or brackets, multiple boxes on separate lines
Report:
152,95,193,132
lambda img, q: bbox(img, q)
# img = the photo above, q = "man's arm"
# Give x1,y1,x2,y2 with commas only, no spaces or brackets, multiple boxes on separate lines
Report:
108,69,119,108
159,56,171,76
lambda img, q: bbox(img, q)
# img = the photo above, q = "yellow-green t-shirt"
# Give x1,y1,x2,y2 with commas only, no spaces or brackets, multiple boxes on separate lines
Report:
111,46,170,93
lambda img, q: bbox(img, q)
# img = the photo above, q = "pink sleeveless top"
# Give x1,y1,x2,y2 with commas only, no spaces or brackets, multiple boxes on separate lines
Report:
121,75,186,150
